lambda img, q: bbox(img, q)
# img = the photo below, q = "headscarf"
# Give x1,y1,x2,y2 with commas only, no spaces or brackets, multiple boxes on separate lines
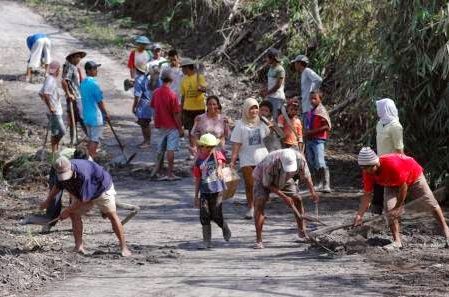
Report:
376,98,399,125
242,98,260,127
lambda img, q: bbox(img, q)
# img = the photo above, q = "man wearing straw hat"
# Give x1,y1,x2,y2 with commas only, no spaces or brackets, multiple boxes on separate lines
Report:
354,147,449,250
62,50,88,145
252,148,319,249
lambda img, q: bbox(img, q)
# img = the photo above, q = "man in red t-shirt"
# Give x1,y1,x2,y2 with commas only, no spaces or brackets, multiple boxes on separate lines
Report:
150,68,184,180
354,147,449,250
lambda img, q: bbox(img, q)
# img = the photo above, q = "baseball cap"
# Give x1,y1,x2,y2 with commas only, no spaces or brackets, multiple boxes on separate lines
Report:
280,149,298,173
84,61,101,71
267,48,281,62
152,43,162,50
54,156,73,181
290,54,309,64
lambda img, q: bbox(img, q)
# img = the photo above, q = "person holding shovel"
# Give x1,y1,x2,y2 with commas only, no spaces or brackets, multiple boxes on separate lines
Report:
80,61,110,158
252,149,319,249
62,50,88,145
39,61,65,156
40,156,131,257
354,147,449,250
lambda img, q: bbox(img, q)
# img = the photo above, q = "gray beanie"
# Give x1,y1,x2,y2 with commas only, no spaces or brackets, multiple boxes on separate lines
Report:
358,147,379,166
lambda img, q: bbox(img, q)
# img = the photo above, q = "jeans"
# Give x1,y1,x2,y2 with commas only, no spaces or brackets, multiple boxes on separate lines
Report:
306,139,327,170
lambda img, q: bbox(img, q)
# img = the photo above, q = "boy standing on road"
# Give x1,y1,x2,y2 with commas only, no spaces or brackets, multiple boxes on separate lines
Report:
193,133,232,248
62,50,88,145
40,156,132,257
39,61,65,156
80,61,110,158
150,68,184,180
25,33,51,82
304,89,331,193
261,48,285,121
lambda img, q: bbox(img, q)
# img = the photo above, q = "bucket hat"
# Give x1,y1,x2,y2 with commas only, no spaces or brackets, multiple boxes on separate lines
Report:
197,133,220,147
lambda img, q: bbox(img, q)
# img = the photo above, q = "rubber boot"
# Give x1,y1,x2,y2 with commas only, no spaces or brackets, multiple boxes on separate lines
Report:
202,225,212,248
222,222,232,242
314,169,323,191
321,167,331,193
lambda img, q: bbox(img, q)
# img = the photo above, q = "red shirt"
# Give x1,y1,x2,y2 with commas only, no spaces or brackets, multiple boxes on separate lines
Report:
363,154,423,193
309,115,328,139
192,151,226,178
150,85,181,129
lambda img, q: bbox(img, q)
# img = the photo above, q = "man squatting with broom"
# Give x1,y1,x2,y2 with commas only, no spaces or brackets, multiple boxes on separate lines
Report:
40,156,132,257
252,148,319,249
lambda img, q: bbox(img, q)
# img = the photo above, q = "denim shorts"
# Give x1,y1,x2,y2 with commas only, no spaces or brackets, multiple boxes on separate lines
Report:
49,114,66,137
86,125,104,143
158,128,180,152
306,139,327,170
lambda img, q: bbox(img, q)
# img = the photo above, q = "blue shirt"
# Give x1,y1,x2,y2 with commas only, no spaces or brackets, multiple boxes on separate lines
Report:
26,33,47,50
57,160,113,201
81,76,104,126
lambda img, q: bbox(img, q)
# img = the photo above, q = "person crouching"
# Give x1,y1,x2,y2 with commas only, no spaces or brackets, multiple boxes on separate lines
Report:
193,133,232,249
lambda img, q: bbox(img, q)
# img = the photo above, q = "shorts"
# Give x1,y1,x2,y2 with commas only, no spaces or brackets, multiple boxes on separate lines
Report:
86,125,104,143
254,178,298,201
49,114,66,137
137,118,151,128
158,128,180,152
71,184,117,215
28,37,51,69
384,174,440,221
182,110,204,131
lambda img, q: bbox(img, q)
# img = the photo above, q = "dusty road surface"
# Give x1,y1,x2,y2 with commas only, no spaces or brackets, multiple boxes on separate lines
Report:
1,1,449,297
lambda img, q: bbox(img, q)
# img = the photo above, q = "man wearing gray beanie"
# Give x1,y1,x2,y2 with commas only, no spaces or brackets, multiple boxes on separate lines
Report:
354,147,449,250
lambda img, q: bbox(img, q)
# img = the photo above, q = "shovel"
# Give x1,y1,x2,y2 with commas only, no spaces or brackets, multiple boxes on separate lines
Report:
107,120,137,165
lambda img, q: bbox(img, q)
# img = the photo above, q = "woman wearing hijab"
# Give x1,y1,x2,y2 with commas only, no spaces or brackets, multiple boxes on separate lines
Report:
372,98,404,214
230,98,270,219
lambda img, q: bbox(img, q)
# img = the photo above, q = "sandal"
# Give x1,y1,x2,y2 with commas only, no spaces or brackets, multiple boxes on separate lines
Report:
167,175,181,181
382,242,402,251
157,175,169,181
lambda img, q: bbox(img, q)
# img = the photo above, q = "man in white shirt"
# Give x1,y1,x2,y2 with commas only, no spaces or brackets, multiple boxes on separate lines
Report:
167,49,183,103
261,48,285,122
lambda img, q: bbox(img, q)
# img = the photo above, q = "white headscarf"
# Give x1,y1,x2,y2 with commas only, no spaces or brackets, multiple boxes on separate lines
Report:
242,98,260,127
376,98,399,125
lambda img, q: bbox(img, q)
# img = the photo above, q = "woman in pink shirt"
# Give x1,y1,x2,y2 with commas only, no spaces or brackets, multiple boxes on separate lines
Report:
354,147,449,250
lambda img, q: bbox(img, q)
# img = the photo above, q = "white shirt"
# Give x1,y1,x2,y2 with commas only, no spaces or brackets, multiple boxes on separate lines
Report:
300,67,322,113
39,75,62,115
230,120,270,167
170,65,183,103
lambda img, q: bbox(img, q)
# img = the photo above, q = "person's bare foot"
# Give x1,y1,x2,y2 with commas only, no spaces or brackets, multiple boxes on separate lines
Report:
73,246,86,255
121,247,132,257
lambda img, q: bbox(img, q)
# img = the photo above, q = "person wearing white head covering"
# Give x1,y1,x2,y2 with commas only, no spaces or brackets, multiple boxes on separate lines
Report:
376,98,404,156
230,98,270,219
373,98,404,214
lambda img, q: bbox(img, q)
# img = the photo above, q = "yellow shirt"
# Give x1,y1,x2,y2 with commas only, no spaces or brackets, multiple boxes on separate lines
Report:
181,73,207,111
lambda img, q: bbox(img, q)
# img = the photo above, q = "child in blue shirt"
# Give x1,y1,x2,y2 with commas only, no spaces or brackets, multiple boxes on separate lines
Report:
193,133,231,248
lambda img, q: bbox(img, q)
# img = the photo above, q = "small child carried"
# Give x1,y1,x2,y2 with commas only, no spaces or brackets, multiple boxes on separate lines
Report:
193,133,232,249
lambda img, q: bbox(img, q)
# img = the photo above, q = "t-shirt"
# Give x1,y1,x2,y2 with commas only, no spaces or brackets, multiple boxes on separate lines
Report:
134,72,151,101
181,73,207,111
192,113,229,147
62,61,83,100
127,49,152,69
148,57,169,69
362,154,423,193
27,33,47,50
170,66,183,103
267,64,285,100
56,159,113,201
376,121,404,156
300,67,322,113
39,75,63,115
253,149,310,188
278,115,303,145
193,151,226,194
308,114,328,140
80,76,104,126
150,85,181,129
230,120,270,167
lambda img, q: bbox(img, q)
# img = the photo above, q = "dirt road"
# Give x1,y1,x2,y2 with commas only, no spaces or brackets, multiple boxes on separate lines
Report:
0,1,422,296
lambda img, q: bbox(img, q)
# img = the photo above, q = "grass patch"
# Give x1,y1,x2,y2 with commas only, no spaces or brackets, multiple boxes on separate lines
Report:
80,18,125,46
0,122,25,136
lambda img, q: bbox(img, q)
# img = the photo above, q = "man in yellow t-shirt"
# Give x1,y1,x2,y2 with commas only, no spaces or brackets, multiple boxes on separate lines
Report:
180,58,207,155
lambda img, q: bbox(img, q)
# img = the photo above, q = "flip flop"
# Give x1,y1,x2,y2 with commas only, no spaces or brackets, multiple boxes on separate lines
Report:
157,175,169,181
167,175,181,181
382,242,402,251
253,242,264,249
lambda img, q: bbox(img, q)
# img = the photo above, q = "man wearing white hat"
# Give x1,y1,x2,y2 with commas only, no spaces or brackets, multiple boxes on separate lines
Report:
252,149,319,249
354,147,449,250
40,157,131,257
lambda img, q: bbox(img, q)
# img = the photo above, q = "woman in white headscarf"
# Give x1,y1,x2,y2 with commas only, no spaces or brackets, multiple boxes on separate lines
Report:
230,98,270,219
372,98,404,214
